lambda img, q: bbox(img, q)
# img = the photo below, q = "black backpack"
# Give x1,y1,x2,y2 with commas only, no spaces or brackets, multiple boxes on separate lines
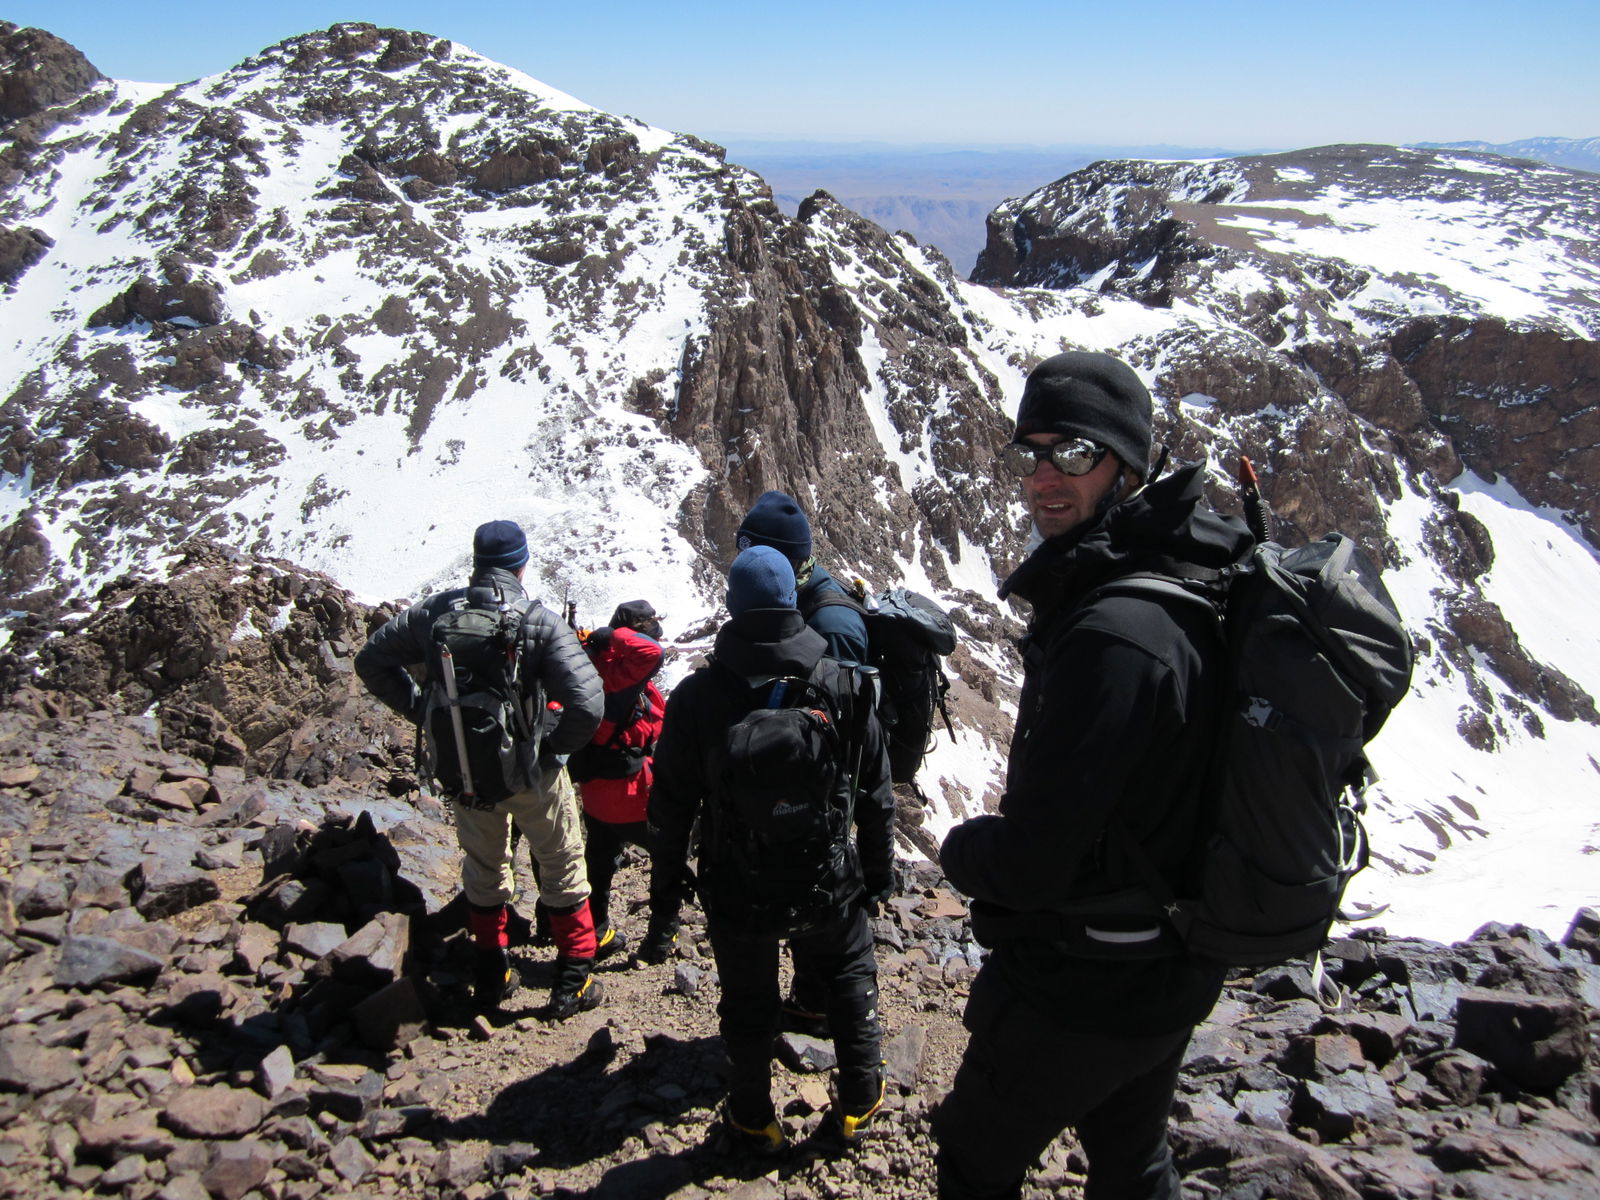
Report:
973,464,1414,969
418,590,541,810
1103,532,1413,967
701,660,869,935
804,585,957,784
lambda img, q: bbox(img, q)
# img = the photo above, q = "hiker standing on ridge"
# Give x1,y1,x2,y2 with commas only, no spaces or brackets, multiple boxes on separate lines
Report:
567,600,682,966
648,546,895,1147
934,354,1253,1199
735,490,870,1036
355,520,608,1021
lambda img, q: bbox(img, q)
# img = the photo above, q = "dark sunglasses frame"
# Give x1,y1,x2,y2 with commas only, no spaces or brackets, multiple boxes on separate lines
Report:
1001,438,1109,478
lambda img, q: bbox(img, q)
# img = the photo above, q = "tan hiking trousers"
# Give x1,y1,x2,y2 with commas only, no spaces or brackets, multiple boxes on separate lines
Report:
453,766,590,909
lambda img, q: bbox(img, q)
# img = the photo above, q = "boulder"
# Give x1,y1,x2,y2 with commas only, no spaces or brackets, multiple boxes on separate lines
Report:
134,858,220,919
201,1139,276,1200
0,1027,82,1093
161,1084,269,1138
54,934,164,988
350,976,428,1051
1454,988,1588,1090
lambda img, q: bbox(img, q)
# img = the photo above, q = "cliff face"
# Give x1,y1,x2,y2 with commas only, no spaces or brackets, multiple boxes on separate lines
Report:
0,23,1016,620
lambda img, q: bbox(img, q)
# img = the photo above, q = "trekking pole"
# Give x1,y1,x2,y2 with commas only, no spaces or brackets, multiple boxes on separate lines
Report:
1238,456,1274,545
438,644,478,802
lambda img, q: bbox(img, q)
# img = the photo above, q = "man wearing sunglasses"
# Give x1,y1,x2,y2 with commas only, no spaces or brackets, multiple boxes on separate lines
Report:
935,352,1253,1200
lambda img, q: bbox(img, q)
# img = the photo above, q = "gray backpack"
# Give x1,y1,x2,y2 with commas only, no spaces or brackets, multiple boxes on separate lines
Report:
418,590,541,809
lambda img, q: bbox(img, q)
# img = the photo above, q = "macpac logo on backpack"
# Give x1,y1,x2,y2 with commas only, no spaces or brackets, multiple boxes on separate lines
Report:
419,591,541,810
803,585,958,785
702,663,868,935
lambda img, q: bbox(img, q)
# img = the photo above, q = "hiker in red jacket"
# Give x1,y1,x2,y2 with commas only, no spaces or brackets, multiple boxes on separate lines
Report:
567,601,682,964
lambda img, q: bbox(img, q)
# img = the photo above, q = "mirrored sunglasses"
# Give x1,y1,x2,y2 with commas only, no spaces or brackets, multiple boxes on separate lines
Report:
1000,438,1109,478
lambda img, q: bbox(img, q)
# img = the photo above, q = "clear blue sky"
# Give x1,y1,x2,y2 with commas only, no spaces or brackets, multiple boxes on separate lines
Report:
7,1,1596,148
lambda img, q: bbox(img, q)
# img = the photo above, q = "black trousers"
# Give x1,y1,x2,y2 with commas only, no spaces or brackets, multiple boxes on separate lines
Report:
581,814,652,933
934,963,1192,1200
707,905,881,1122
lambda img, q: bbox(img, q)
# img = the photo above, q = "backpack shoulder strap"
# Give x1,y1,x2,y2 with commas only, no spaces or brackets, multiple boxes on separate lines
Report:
801,589,870,620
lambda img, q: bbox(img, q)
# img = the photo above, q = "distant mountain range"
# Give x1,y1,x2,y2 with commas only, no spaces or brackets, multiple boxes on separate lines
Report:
725,136,1600,276
719,142,1250,276
1413,135,1600,175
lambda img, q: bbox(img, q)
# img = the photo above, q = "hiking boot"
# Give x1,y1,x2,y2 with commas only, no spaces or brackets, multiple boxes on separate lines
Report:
721,1098,785,1152
594,925,628,962
635,921,677,965
832,1066,886,1144
472,946,515,1010
545,956,604,1021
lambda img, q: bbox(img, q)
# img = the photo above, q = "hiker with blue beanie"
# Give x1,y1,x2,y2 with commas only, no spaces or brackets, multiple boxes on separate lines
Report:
648,546,895,1148
736,491,875,1038
737,492,869,665
356,520,608,1020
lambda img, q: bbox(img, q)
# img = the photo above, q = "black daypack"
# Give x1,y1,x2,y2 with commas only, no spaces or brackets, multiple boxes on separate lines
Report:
419,591,540,810
804,585,957,784
972,463,1414,970
1098,531,1413,967
702,662,867,935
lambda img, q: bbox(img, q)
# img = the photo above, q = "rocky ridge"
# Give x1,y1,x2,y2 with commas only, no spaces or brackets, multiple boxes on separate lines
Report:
0,533,1593,1199
2,25,1599,965
0,689,1597,1200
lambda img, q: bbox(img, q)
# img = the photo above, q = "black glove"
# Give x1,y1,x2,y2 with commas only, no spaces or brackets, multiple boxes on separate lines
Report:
863,876,893,918
536,750,568,778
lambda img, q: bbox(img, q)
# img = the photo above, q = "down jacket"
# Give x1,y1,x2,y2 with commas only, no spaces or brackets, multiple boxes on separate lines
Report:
354,567,603,759
576,625,666,825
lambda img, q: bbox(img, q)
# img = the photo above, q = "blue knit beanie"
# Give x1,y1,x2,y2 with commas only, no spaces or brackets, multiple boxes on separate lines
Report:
726,546,797,615
736,491,812,564
473,520,529,571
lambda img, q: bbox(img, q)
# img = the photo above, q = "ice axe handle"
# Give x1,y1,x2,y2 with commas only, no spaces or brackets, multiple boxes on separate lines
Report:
438,645,478,803
1238,456,1274,545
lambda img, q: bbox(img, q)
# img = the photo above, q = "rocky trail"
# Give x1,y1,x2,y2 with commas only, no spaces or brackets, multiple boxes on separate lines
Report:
1,696,1598,1200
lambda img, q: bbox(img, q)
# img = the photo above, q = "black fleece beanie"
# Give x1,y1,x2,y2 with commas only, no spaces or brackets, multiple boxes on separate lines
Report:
1012,352,1154,480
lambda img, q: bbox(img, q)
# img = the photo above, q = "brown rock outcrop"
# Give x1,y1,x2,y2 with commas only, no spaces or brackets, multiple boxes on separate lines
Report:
0,22,106,124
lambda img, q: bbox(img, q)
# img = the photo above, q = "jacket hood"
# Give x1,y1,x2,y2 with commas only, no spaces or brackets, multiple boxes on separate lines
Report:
712,608,827,682
1000,462,1253,610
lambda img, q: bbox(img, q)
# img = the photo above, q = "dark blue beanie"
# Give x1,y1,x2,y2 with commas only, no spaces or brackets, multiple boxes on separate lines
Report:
736,491,812,563
727,546,797,615
473,520,529,571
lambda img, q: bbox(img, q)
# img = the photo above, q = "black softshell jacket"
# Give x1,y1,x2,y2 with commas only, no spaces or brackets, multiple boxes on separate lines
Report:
354,567,603,757
648,607,895,920
941,465,1253,1034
